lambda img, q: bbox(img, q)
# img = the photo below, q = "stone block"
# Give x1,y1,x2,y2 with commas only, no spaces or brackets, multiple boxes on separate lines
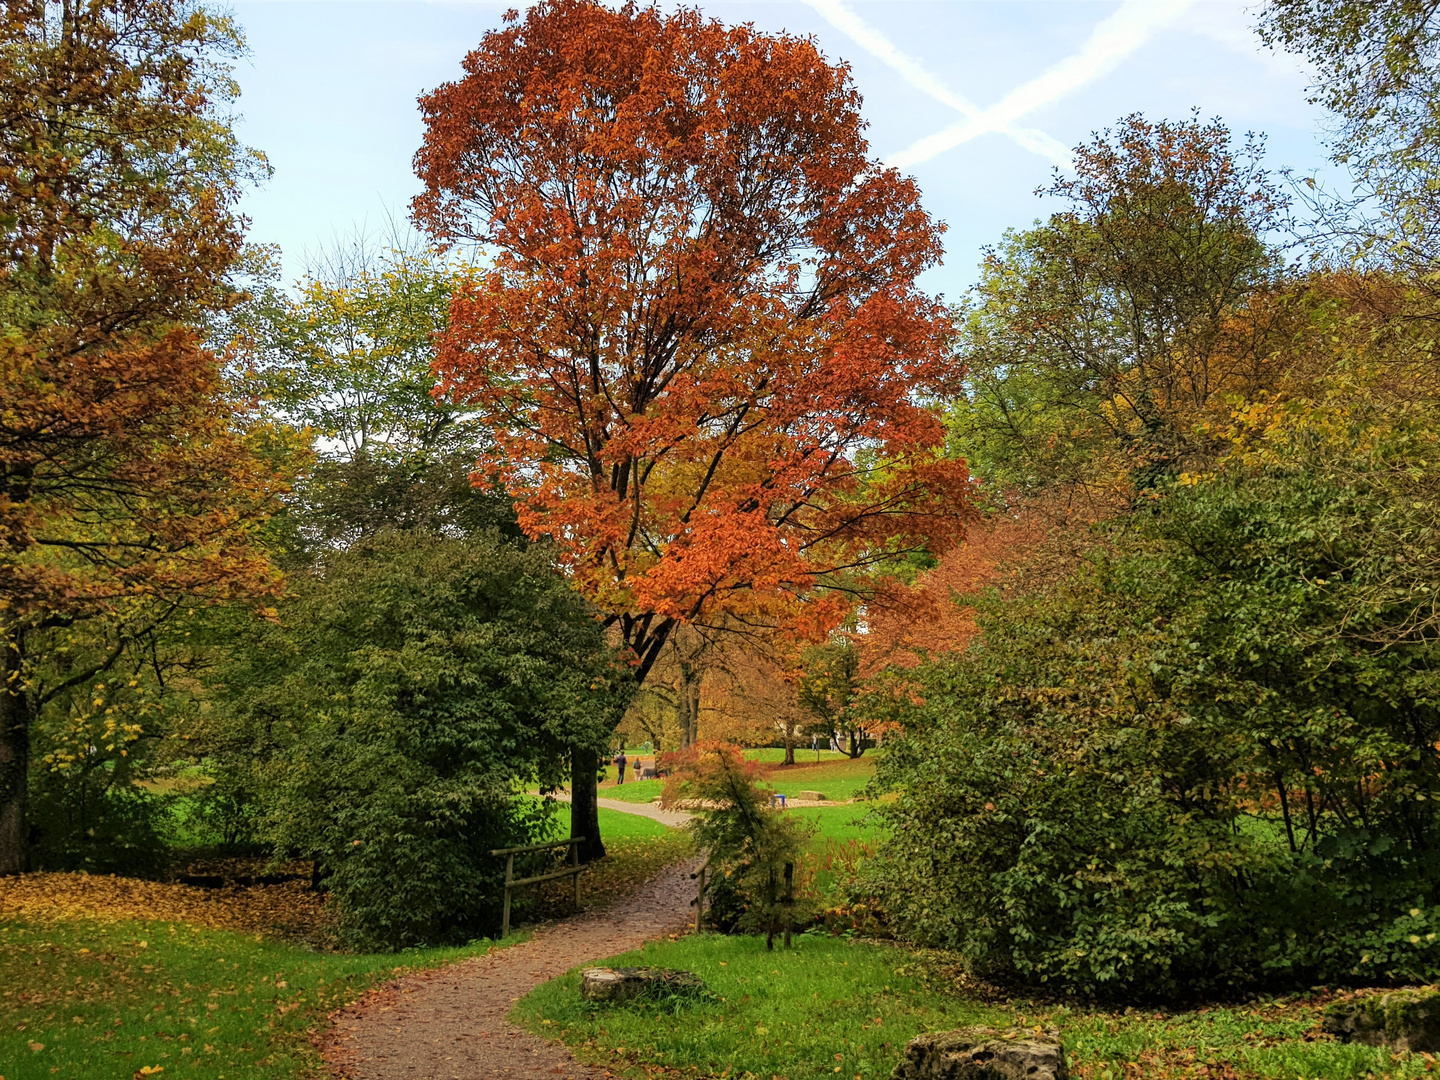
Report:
1323,988,1440,1053
579,966,707,1004
890,1026,1067,1080
798,790,827,801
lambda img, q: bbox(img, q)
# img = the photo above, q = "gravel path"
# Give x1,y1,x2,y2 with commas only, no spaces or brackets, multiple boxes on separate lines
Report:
552,791,692,828
322,856,703,1080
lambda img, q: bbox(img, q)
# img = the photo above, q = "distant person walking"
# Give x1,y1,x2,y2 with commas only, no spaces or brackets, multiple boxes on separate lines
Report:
614,749,628,785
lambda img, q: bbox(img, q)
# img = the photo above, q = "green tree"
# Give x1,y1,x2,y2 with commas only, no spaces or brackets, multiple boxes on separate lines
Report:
0,0,288,875
797,640,867,758
202,530,624,949
869,356,1440,998
950,114,1284,507
1260,0,1440,276
230,239,518,556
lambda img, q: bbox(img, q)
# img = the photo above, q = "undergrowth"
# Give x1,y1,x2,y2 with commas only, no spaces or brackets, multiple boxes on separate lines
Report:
515,935,1439,1080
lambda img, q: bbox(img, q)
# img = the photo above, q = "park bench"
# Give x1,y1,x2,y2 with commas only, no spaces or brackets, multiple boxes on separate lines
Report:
490,836,586,938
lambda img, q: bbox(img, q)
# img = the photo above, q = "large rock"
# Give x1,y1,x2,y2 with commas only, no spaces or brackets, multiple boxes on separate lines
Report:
1323,988,1440,1052
798,790,827,801
579,966,707,1003
891,1027,1067,1080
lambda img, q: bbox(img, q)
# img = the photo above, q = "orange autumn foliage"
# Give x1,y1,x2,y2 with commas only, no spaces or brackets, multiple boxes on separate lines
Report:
861,511,1050,675
413,0,974,685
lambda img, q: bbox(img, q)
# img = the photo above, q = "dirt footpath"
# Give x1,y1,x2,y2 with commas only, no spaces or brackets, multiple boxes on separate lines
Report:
322,857,703,1080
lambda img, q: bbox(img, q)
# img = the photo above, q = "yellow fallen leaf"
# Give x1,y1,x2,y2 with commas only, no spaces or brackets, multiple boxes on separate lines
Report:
27,1042,44,1051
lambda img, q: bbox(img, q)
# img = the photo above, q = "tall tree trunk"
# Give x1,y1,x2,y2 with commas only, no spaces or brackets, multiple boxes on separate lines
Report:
782,714,797,765
0,637,30,876
677,662,701,749
571,745,606,864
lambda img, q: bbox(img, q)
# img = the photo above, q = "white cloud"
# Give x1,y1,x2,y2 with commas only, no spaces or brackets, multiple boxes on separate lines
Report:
885,0,1198,170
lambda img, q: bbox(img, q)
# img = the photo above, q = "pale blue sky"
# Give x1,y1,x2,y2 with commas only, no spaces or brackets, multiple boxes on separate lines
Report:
230,0,1334,299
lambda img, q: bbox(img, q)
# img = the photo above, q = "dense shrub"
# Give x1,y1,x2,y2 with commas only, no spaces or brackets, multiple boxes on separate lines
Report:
203,531,625,949
868,400,1440,999
27,771,170,876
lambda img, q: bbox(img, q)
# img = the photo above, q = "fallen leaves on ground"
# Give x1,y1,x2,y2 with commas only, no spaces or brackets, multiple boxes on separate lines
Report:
0,871,336,944
529,833,695,921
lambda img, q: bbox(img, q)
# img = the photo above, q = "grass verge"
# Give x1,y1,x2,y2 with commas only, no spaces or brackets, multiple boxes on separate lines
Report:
514,934,1435,1080
0,917,499,1080
0,822,696,1080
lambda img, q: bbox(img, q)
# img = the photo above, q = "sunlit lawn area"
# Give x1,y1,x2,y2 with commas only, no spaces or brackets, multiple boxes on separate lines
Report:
600,752,879,805
515,934,1428,1080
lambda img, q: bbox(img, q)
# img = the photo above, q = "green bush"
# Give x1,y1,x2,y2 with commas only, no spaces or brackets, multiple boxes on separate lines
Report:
868,418,1440,999
27,769,169,875
662,742,813,946
204,530,625,949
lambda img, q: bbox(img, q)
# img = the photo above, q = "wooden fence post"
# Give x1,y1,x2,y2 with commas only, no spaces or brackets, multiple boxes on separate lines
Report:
490,837,587,940
571,836,581,908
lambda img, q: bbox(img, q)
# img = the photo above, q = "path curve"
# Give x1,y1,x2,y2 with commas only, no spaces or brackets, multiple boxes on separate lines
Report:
323,856,703,1080
554,790,691,828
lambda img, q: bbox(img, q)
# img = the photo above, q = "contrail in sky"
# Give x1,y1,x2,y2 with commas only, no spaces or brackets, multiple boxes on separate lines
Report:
804,0,1073,168
881,0,1198,170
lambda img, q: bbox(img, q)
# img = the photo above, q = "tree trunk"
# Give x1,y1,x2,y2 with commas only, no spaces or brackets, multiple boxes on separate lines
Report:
677,663,701,749
782,715,797,765
571,745,606,864
0,637,30,876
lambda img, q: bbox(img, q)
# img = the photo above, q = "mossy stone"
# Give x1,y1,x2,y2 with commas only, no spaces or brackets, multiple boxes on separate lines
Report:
1323,988,1440,1052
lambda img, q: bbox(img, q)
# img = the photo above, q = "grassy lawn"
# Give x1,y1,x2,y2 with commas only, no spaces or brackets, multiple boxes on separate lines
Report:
566,804,676,840
792,804,884,848
599,755,878,806
0,821,694,1080
743,748,853,765
601,778,667,804
766,756,876,803
0,917,498,1080
514,934,1431,1080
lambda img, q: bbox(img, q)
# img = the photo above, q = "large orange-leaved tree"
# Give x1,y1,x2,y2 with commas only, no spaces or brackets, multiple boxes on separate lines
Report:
413,0,973,859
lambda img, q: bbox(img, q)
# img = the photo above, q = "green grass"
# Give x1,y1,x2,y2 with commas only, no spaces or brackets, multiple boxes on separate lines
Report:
602,778,667,804
766,756,877,803
743,748,853,764
792,804,885,847
0,919,502,1080
515,934,1433,1080
601,754,878,805
514,934,1006,1080
576,804,674,839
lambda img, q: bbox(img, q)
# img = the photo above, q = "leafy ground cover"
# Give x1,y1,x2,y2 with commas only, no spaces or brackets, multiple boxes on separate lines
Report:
0,917,494,1080
514,934,1435,1080
0,824,693,1080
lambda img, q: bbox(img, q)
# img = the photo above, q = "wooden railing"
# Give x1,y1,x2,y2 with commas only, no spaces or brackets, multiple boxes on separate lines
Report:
490,837,585,938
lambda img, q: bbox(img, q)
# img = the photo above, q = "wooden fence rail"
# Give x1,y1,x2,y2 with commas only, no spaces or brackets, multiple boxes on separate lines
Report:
490,837,585,938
